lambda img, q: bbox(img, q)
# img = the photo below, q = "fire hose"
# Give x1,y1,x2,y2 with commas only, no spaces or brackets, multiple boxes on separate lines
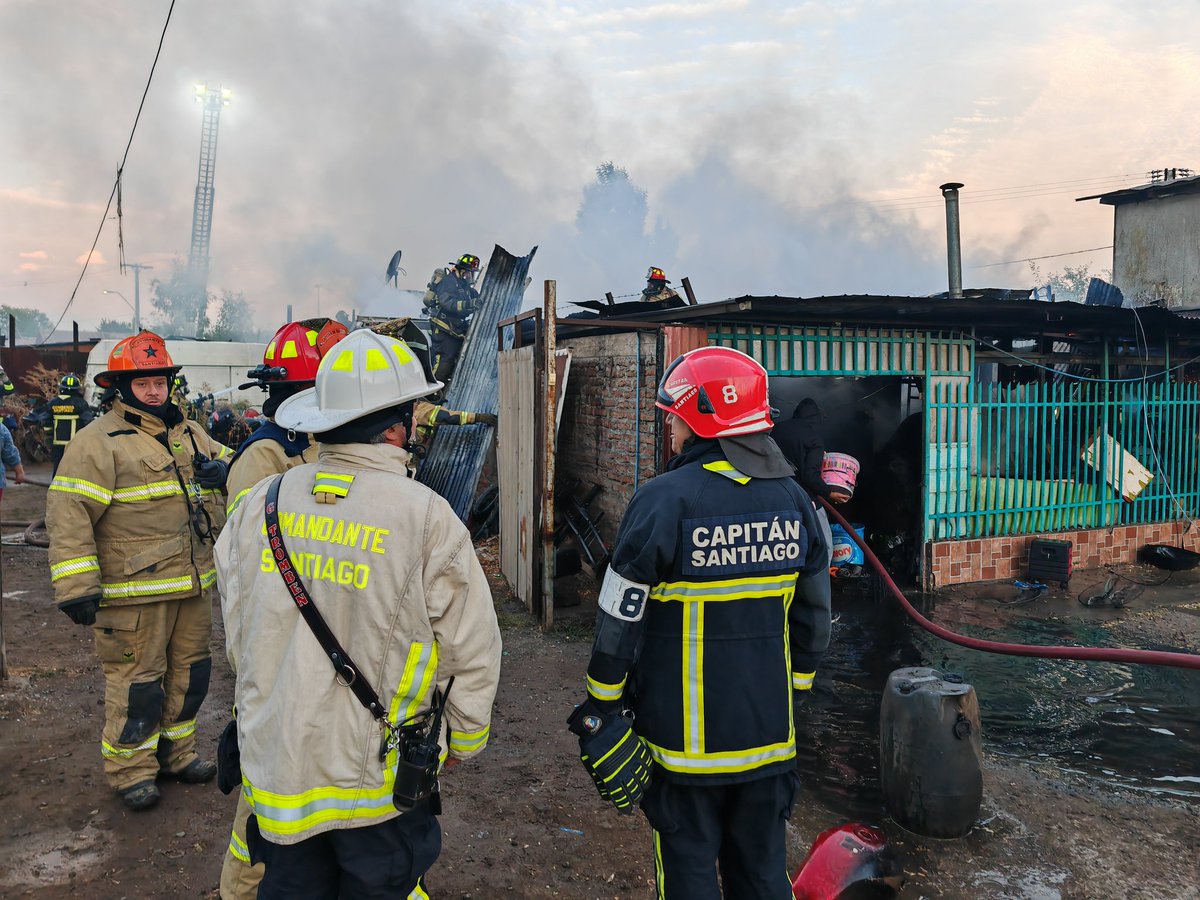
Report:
819,497,1200,671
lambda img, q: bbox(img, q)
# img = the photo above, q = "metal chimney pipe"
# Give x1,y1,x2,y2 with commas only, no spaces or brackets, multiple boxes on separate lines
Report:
940,182,965,299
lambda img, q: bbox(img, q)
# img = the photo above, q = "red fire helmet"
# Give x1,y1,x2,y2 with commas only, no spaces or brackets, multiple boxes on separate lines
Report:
655,346,773,439
244,318,349,388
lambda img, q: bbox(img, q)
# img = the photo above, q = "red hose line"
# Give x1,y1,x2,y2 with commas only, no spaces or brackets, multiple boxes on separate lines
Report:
819,498,1200,671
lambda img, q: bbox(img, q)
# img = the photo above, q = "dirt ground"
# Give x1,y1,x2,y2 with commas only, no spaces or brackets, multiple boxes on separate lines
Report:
1,467,1198,899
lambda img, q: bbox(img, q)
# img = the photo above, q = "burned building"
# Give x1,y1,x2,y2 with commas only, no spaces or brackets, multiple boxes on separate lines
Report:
547,293,1200,590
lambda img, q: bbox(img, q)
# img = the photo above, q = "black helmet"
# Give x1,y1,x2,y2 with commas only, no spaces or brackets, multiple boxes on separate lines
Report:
59,373,84,395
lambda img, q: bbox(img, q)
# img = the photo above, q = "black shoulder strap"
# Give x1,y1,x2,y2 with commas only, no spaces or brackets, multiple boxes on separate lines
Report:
264,474,388,721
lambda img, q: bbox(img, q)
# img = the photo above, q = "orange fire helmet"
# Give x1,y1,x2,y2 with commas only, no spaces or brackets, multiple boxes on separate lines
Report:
94,331,181,388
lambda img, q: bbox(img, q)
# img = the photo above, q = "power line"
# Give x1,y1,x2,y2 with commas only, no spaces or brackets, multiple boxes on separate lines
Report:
973,246,1113,269
792,175,1141,213
37,0,177,345
863,173,1145,205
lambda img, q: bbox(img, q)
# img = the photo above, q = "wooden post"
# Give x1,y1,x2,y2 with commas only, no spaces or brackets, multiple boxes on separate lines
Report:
681,277,698,306
541,281,557,629
0,530,6,679
604,292,615,306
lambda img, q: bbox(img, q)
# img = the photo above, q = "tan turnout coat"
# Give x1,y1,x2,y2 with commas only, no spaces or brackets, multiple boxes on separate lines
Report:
215,442,502,844
47,399,231,607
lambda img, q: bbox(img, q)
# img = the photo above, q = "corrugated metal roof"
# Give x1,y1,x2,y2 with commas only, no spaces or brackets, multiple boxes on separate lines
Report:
417,244,537,520
556,294,1200,343
1078,174,1200,205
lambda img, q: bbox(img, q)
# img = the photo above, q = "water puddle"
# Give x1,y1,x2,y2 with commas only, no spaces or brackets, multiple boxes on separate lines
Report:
0,824,110,890
795,583,1200,814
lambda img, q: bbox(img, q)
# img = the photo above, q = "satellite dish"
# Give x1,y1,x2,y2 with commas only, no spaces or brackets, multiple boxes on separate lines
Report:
385,250,406,285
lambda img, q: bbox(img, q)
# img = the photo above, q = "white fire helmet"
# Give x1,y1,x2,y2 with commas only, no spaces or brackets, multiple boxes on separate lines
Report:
274,328,443,433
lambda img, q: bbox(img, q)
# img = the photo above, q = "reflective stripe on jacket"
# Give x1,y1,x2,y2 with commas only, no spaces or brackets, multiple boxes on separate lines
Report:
49,394,95,446
585,438,830,785
216,442,502,844
226,428,316,516
45,399,231,607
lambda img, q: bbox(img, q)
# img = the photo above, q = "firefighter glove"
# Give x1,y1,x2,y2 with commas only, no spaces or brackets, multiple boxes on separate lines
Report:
568,701,654,814
194,457,228,489
59,594,100,626
476,412,498,427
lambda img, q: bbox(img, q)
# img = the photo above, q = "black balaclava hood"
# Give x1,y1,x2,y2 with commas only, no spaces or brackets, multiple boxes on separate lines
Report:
115,374,183,427
264,382,310,420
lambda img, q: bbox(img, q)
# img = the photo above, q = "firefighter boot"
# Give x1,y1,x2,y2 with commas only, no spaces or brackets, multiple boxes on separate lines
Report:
119,780,161,811
168,757,217,783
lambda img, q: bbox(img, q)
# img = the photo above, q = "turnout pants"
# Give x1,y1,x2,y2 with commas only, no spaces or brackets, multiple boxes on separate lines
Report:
92,592,213,791
247,807,440,900
220,792,264,900
640,771,798,900
429,328,465,385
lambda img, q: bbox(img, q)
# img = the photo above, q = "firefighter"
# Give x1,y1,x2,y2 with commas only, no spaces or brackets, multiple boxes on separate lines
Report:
771,398,850,568
0,412,27,504
214,328,502,898
576,346,831,899
423,252,482,384
0,363,15,400
45,331,232,811
641,266,683,304
47,373,96,474
217,316,347,900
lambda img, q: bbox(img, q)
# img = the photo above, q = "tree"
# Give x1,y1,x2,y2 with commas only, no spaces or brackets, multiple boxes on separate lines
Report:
1029,262,1113,303
0,305,54,341
575,162,650,246
207,290,257,341
97,318,133,337
573,161,677,292
149,262,209,338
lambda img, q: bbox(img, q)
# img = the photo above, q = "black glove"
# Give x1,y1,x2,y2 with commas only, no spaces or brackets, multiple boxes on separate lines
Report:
567,701,653,813
476,412,498,427
194,457,228,489
59,595,100,626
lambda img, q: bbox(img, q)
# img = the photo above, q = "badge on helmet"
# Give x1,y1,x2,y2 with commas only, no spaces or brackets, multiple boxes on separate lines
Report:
655,347,773,439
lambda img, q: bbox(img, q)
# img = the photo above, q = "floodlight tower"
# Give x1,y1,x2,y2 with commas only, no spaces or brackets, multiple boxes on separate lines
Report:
188,84,232,298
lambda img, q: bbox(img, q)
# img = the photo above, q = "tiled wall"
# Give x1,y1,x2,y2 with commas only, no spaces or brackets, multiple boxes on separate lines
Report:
926,522,1200,588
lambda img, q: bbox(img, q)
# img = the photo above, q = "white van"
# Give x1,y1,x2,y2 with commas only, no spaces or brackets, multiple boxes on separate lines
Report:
85,339,267,408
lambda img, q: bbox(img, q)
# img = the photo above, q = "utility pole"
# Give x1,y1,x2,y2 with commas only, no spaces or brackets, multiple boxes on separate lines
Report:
314,283,323,317
124,262,153,332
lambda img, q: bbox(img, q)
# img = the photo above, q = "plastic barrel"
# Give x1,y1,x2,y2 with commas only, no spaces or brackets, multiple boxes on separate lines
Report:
879,667,982,838
829,523,866,567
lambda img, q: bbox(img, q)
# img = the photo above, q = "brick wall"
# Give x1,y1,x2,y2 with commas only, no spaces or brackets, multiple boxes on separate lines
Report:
558,331,659,546
926,521,1199,588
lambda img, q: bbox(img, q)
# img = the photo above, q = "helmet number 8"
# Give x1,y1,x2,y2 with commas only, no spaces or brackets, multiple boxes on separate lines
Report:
722,385,739,404
619,587,646,619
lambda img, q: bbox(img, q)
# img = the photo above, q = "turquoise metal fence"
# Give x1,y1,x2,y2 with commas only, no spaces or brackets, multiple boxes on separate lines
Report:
926,377,1200,539
707,326,972,377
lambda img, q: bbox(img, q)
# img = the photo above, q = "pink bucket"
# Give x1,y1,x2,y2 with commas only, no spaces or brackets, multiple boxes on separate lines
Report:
821,452,860,496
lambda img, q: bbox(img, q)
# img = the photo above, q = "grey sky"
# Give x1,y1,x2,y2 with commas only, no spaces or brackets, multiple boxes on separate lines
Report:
2,0,1197,331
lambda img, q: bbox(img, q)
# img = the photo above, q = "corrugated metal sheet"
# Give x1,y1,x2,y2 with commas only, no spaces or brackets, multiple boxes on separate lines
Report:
418,244,537,519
